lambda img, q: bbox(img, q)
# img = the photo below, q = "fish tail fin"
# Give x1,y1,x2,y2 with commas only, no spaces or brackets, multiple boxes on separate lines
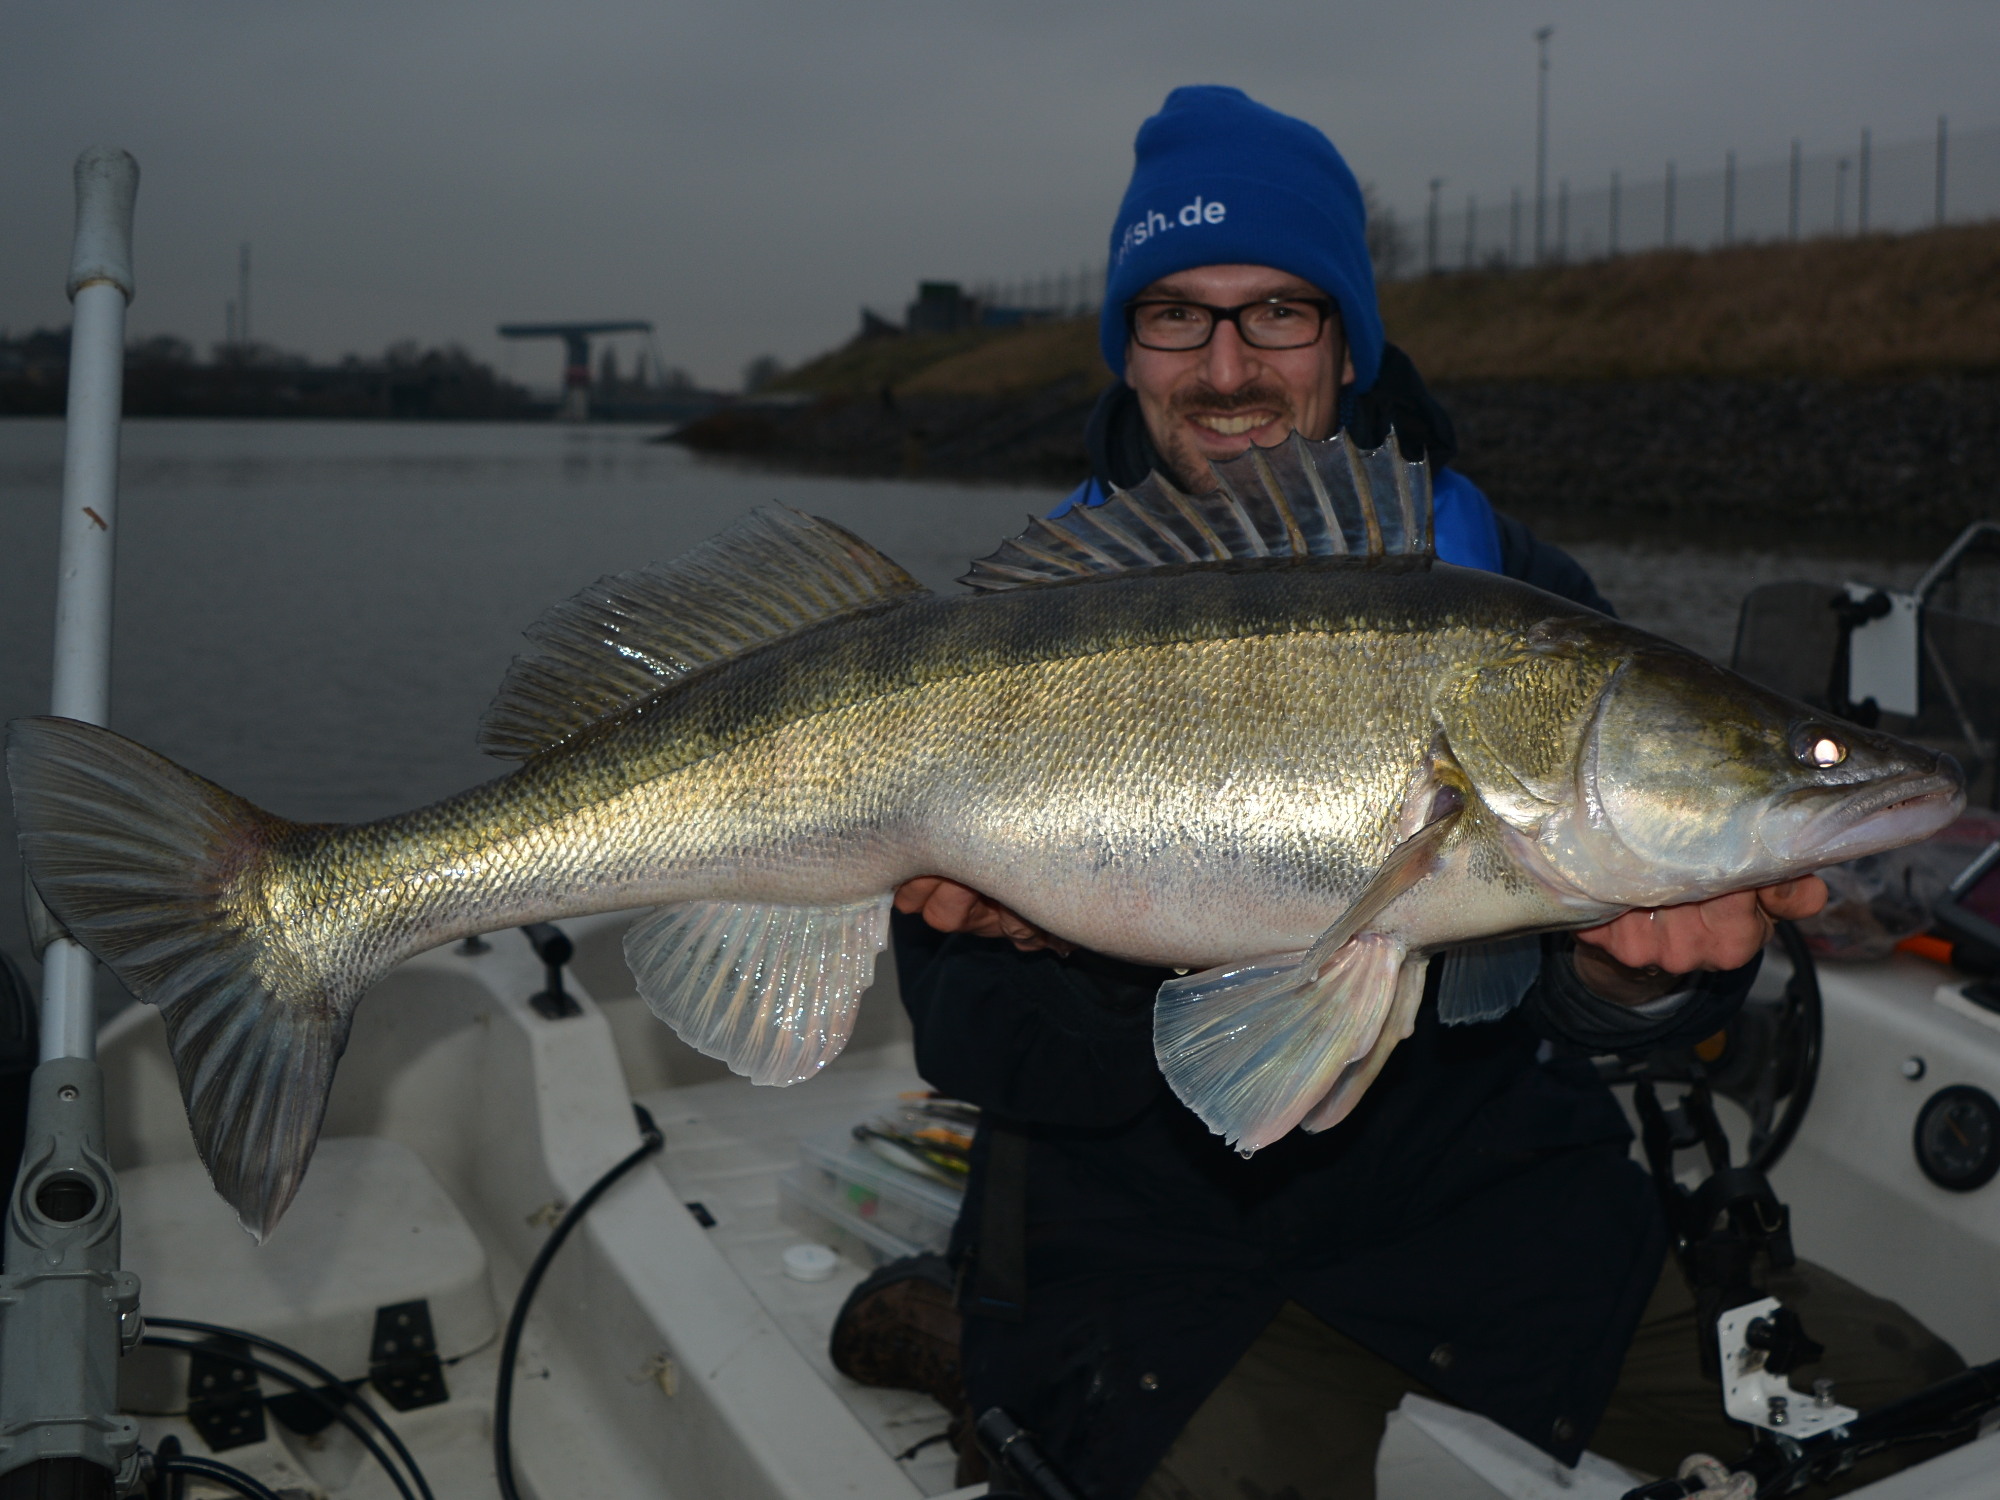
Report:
7,716,366,1241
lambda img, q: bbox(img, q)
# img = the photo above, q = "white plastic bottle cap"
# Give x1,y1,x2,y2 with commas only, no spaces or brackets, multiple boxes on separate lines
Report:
782,1243,839,1282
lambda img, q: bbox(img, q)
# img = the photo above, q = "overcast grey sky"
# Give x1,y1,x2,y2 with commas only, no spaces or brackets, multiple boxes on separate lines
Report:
3,1,1994,390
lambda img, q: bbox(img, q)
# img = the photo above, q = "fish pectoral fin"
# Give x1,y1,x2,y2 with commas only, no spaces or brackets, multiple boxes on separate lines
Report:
1154,935,1409,1154
1435,934,1544,1026
624,895,892,1086
1301,955,1432,1133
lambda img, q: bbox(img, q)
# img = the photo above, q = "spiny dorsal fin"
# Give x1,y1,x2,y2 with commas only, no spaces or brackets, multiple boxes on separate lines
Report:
960,429,1431,592
480,506,927,759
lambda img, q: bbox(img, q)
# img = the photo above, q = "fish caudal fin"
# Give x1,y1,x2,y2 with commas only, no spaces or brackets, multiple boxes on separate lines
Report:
7,717,364,1241
625,895,891,1085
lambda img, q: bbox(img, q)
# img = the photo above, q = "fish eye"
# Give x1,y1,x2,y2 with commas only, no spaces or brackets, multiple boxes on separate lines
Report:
1793,726,1847,768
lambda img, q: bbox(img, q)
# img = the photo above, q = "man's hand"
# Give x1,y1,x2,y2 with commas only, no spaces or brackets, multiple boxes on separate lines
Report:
894,876,1074,956
1572,876,1827,1005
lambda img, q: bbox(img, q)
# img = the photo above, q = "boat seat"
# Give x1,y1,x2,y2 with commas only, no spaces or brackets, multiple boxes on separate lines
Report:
116,1135,496,1414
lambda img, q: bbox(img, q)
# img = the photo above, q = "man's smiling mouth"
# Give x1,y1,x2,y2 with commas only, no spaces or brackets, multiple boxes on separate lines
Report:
1190,412,1278,437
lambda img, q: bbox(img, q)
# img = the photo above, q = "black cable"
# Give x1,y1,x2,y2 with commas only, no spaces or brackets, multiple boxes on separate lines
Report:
495,1103,665,1500
152,1455,285,1500
141,1338,415,1500
146,1315,432,1500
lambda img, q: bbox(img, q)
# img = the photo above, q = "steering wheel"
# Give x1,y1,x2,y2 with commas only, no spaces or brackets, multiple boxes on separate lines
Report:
1595,919,1822,1174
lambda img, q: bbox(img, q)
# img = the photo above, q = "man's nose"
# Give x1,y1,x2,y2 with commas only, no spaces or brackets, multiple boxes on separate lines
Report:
1199,321,1260,391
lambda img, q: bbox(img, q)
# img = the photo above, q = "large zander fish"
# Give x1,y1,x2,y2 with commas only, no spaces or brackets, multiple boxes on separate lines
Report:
8,432,1962,1238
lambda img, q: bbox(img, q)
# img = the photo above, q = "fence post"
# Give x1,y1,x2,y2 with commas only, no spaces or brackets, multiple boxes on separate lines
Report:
1723,150,1736,246
1859,128,1871,232
1425,178,1443,273
1788,140,1801,240
1936,114,1948,226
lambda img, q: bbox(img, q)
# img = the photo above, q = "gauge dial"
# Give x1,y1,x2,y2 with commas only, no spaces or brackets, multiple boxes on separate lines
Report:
1914,1086,2000,1192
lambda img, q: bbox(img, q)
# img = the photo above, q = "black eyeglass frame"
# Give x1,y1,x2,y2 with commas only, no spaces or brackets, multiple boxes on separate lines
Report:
1123,296,1337,352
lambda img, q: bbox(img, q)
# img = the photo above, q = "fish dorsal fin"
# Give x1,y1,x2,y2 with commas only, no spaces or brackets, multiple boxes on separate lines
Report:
960,429,1432,592
480,506,928,758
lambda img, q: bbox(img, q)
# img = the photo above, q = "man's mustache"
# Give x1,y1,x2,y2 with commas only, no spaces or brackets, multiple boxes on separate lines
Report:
1166,383,1294,419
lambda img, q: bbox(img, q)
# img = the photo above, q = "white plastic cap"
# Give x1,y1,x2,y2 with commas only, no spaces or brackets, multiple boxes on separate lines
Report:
68,146,139,301
781,1243,839,1282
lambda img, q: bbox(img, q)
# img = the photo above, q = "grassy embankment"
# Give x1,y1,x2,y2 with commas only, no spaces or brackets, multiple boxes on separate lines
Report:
683,225,2000,541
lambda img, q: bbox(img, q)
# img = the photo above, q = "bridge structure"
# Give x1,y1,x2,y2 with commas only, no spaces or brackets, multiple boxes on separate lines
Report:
497,319,653,421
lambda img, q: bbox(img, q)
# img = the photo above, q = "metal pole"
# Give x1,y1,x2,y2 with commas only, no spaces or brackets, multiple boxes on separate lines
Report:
1533,25,1553,264
1788,140,1801,240
1859,128,1871,233
0,147,144,1500
1936,114,1948,226
1664,160,1676,248
1723,150,1736,246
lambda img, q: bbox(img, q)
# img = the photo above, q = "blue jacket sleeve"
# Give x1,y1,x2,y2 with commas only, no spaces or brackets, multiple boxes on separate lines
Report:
892,911,1168,1128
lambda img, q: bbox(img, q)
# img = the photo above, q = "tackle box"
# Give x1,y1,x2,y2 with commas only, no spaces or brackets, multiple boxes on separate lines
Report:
777,1127,965,1265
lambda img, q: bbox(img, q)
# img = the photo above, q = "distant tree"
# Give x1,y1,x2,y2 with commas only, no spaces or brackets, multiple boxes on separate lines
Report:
657,364,696,391
127,334,195,367
742,354,785,393
1362,183,1411,283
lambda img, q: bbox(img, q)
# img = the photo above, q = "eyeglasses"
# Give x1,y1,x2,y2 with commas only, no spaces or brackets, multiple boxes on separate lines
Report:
1125,297,1336,352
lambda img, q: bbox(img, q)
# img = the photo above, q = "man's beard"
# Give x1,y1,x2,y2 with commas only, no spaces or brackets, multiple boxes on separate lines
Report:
1157,381,1296,491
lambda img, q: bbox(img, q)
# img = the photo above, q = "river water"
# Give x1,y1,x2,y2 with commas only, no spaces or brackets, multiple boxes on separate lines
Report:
0,417,1914,986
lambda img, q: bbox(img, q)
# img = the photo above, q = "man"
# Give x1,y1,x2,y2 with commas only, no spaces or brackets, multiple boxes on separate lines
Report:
889,87,1956,1498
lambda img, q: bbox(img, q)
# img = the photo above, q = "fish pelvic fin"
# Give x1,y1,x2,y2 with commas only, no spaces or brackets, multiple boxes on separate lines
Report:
1155,935,1409,1153
624,895,891,1085
480,507,929,759
1153,789,1462,1152
1301,956,1432,1133
961,428,1431,591
7,716,369,1242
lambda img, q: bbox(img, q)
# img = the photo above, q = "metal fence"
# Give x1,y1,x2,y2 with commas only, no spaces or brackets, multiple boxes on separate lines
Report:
968,265,1105,318
1405,118,2000,277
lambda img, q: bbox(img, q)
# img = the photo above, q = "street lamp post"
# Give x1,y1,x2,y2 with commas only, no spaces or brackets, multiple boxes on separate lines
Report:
1534,25,1553,264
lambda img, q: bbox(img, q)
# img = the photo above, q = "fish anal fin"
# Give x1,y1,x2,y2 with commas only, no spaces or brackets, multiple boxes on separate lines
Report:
961,428,1432,591
480,507,928,759
624,895,891,1085
1154,935,1407,1153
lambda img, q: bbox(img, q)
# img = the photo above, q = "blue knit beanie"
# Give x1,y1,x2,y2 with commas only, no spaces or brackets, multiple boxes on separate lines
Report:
1099,86,1384,393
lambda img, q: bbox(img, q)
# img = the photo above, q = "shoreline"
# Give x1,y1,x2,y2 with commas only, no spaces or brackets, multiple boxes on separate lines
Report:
668,370,2000,556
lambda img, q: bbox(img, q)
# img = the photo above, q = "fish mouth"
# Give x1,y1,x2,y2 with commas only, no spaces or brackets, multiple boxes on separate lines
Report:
1778,764,1965,865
